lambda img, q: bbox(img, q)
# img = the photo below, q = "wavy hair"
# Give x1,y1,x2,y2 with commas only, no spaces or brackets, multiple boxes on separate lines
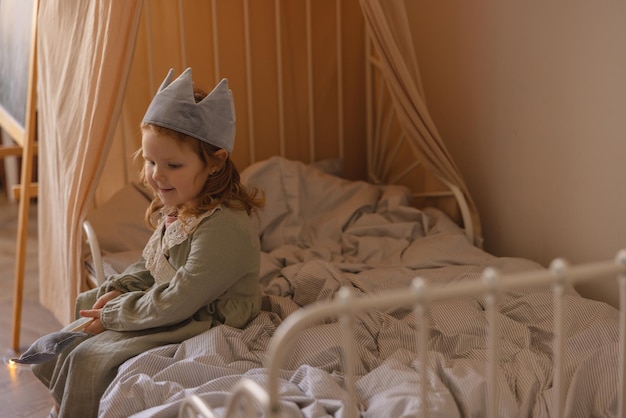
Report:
138,89,264,229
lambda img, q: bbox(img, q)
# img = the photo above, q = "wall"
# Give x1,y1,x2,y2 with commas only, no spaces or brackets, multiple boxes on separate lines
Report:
406,1,626,307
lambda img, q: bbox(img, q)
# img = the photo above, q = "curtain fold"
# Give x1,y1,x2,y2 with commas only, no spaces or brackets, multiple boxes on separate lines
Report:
37,0,143,324
360,0,482,244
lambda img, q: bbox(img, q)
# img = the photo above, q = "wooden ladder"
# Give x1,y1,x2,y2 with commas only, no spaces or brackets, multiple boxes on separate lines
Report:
0,0,39,353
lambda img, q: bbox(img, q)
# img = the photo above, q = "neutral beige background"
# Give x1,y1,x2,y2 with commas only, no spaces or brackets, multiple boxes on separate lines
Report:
407,1,626,306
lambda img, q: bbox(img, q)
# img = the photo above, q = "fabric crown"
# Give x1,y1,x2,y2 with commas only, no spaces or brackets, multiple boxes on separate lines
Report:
142,68,236,153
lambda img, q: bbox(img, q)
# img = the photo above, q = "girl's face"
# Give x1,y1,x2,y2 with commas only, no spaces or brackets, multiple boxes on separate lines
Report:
142,130,211,208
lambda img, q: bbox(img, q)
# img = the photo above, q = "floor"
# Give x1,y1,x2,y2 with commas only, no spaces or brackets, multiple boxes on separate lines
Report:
0,192,62,417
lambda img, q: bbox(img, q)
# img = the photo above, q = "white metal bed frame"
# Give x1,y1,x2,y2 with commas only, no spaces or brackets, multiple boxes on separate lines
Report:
138,0,475,244
141,0,348,167
179,251,626,418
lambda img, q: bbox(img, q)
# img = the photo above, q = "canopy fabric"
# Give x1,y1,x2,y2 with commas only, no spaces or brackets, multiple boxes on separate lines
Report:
37,0,143,323
359,0,482,244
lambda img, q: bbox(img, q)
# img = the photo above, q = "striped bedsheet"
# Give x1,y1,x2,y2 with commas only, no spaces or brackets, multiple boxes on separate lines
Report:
99,157,620,417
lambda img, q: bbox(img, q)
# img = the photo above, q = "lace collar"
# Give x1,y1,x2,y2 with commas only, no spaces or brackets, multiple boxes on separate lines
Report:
143,206,221,285
160,206,221,250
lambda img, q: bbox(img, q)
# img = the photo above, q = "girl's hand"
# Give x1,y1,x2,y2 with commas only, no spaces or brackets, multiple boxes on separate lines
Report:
79,309,105,335
81,290,121,334
92,290,122,309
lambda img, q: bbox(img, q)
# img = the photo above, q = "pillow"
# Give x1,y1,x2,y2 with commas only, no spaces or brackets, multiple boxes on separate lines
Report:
309,158,344,178
11,331,87,364
86,182,153,253
241,156,380,251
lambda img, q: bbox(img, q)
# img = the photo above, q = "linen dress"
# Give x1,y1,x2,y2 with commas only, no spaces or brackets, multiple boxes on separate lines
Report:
32,206,262,418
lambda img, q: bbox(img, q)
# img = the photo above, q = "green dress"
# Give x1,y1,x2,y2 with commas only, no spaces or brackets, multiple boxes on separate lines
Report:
32,206,262,418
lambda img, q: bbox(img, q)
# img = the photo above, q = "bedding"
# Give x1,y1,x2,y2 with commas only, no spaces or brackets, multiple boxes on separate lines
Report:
94,157,620,417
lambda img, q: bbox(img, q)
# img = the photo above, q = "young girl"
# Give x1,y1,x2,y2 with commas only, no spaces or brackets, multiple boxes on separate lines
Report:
32,68,264,418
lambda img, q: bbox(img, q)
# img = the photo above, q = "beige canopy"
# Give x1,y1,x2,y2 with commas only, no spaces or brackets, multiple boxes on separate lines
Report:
35,0,481,325
37,1,143,324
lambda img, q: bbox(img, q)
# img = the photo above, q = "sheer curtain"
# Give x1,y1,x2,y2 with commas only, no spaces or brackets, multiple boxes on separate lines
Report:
37,0,143,324
360,0,482,244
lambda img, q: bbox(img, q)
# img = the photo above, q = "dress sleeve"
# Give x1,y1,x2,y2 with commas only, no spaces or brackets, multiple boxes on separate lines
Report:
100,209,259,331
96,258,155,298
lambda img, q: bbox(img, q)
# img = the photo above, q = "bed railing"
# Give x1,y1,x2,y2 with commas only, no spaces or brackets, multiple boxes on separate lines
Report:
82,220,105,287
178,250,626,418
113,0,474,244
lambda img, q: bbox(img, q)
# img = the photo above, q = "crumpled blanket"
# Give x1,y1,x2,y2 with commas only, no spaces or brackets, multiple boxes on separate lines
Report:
99,157,620,418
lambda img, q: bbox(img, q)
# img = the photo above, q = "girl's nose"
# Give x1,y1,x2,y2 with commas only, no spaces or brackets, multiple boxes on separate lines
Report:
152,166,165,181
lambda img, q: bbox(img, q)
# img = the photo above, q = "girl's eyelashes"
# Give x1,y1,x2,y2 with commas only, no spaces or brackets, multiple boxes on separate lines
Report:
143,159,182,169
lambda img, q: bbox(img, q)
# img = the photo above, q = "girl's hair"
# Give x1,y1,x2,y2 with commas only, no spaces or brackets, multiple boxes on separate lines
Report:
139,88,265,229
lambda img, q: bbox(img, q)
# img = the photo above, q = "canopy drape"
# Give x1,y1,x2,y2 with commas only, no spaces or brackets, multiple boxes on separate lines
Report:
359,0,482,244
37,0,143,323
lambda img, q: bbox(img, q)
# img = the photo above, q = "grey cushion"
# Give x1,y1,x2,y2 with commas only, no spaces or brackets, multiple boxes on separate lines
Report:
11,331,87,364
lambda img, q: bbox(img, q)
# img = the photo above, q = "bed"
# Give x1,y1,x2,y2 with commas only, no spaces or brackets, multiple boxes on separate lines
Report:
33,0,626,417
78,156,625,418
